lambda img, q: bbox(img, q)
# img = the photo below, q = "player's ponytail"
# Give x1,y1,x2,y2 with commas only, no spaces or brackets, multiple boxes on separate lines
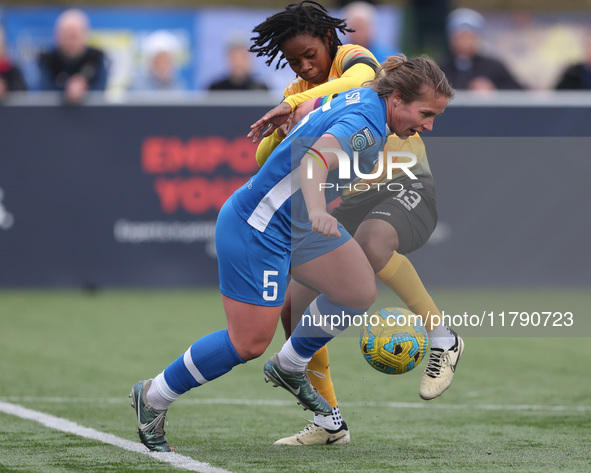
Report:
381,54,408,74
369,54,454,103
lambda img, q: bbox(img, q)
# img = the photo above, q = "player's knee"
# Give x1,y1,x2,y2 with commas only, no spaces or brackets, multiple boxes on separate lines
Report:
238,340,269,361
336,278,377,310
356,231,397,273
359,279,378,308
233,332,274,361
352,285,377,311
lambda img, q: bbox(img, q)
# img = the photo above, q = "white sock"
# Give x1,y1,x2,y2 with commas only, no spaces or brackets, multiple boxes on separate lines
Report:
428,323,456,350
314,405,343,431
146,372,179,411
276,339,311,373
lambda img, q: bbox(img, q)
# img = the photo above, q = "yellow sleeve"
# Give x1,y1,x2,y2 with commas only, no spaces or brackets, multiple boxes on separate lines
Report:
283,62,377,111
255,130,284,167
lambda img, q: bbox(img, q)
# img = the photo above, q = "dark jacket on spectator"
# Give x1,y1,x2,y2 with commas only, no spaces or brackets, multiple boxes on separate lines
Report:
0,58,27,91
209,76,268,91
439,53,522,90
555,63,591,90
38,46,107,91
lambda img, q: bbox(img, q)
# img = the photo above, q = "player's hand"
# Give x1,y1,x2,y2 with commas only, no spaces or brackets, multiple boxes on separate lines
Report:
309,209,341,238
277,98,318,138
292,98,316,124
248,102,292,142
276,113,294,138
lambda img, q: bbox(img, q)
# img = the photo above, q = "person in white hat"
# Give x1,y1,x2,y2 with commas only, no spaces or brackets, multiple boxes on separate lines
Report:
438,8,522,91
133,30,187,91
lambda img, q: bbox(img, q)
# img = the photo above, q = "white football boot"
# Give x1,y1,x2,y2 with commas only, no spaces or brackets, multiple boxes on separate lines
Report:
274,421,350,446
419,332,464,400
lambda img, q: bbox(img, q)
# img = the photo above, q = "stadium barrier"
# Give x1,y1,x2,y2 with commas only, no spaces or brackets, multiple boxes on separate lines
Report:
1,91,590,287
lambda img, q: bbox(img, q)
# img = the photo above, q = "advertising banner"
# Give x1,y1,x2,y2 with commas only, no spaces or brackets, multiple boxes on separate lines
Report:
0,104,264,287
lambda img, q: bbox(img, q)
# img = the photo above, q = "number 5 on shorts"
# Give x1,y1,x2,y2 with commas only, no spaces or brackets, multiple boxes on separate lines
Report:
262,270,279,301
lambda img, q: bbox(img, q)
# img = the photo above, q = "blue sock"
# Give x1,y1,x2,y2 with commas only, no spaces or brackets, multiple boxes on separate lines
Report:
291,294,366,358
163,329,245,395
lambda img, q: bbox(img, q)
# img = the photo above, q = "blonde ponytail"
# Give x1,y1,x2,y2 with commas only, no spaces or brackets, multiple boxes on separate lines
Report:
380,54,408,74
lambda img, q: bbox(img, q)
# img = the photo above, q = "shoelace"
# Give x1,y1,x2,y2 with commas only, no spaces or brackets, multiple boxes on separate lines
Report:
424,349,449,378
306,369,327,379
145,410,168,436
300,423,317,435
303,369,326,397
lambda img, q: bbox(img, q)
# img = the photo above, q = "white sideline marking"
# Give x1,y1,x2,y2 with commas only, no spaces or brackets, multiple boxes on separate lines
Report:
1,396,590,412
0,401,233,473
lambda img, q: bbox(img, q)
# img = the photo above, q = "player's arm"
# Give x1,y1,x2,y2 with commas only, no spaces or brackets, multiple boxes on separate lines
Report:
255,97,323,167
284,62,377,111
255,131,285,167
299,133,342,238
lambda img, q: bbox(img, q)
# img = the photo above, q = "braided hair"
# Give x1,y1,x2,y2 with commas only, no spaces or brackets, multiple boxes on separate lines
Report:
250,1,352,69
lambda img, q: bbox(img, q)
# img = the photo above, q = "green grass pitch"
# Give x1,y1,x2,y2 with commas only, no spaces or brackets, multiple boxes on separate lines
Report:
0,288,590,473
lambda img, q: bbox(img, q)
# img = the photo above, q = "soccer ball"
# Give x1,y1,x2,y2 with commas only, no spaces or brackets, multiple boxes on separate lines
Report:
360,307,428,375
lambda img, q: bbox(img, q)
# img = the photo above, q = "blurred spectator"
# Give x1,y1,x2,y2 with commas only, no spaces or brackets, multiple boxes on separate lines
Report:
38,9,108,104
555,31,591,90
342,1,391,64
438,8,523,91
133,30,187,91
0,25,27,100
208,38,268,91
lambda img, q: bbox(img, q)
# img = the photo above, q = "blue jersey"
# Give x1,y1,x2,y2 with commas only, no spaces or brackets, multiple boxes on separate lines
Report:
231,87,389,244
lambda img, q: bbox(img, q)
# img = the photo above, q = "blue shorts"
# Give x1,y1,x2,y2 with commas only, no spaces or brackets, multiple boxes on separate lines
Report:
216,200,290,307
291,222,352,267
